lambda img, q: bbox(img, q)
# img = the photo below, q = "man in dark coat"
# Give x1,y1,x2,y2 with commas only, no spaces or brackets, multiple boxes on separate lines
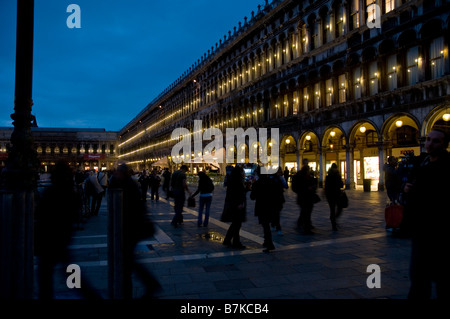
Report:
404,129,450,299
324,163,344,231
250,174,278,252
223,166,248,249
292,160,317,234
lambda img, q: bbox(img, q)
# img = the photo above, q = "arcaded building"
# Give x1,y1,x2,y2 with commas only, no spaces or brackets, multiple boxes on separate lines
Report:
118,0,450,190
0,127,118,172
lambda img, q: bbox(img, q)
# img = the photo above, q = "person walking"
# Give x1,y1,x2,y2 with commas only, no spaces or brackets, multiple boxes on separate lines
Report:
162,168,171,199
384,156,401,203
88,170,104,216
191,171,215,227
283,166,290,183
292,160,317,235
170,165,191,227
250,173,277,252
35,161,100,299
324,163,344,231
404,129,450,299
223,166,248,249
149,169,161,201
271,167,288,236
109,164,161,299
138,169,150,201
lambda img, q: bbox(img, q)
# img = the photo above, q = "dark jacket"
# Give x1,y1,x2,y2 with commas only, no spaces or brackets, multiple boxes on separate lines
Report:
292,166,316,205
35,182,79,257
250,175,279,223
408,151,450,242
224,168,247,222
324,168,344,201
192,175,214,197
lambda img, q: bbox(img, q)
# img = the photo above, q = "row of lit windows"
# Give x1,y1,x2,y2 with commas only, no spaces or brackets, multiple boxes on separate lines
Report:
36,145,115,155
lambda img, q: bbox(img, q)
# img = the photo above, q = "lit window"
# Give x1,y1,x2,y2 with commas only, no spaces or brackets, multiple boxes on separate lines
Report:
385,0,394,13
430,37,444,79
338,74,347,103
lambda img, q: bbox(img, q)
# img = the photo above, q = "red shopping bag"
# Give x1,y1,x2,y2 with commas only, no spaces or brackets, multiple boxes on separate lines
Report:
385,204,404,228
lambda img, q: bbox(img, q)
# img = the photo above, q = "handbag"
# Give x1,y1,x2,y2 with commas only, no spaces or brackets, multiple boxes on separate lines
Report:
385,203,404,228
187,196,196,208
338,191,348,208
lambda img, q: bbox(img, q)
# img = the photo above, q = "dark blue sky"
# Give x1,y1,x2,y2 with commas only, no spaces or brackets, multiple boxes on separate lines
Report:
0,0,263,131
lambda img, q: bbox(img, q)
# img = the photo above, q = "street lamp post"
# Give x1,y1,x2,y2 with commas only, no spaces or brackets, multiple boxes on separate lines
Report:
0,0,38,299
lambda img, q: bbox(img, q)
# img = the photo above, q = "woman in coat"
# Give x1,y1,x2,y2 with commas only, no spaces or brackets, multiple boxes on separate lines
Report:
222,166,248,249
324,163,344,231
250,173,278,252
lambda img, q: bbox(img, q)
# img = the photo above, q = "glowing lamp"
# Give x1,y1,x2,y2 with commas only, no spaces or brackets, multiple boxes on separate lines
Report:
443,113,450,122
360,126,366,133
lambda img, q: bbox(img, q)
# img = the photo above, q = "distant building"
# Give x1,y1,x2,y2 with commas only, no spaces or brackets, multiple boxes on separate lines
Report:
0,127,118,172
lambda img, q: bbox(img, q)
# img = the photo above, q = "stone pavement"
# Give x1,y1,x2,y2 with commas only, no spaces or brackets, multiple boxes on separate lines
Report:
37,183,414,299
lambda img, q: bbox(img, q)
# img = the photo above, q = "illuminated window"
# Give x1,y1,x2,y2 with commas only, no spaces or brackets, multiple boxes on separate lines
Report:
312,21,320,50
301,25,308,54
369,61,379,96
350,0,360,30
335,5,345,38
314,83,321,109
406,47,419,85
385,0,394,13
353,68,362,99
338,74,347,103
293,91,299,115
386,55,397,90
303,87,309,112
430,37,444,79
325,79,333,106
366,0,377,24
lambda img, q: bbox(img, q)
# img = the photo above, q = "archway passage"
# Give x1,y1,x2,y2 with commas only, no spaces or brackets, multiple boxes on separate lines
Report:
322,127,346,181
350,122,380,191
281,135,297,174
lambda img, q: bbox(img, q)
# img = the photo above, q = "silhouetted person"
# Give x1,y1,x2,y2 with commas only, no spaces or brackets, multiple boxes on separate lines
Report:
170,165,191,227
271,167,288,236
325,163,344,231
191,171,215,227
35,161,100,299
283,166,290,182
109,164,161,299
223,166,247,249
162,168,171,199
149,169,161,201
292,160,317,235
404,129,450,299
384,156,401,203
138,169,150,201
250,173,278,252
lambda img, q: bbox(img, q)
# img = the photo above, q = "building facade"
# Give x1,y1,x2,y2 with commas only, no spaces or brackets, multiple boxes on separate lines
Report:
118,0,450,190
0,127,118,172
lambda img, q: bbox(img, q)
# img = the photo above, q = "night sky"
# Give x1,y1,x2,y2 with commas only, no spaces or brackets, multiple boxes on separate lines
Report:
0,0,264,131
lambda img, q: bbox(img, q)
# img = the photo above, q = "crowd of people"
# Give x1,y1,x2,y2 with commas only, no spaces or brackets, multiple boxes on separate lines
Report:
30,128,449,299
